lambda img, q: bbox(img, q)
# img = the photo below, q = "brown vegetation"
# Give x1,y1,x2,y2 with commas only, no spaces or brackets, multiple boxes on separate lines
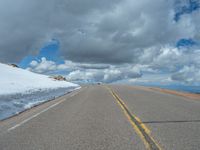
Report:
9,64,19,68
50,75,67,81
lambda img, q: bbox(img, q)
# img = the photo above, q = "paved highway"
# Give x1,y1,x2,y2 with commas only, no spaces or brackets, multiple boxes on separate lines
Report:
0,85,200,150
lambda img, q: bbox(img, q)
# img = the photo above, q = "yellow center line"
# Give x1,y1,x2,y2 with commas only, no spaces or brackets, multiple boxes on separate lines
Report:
105,86,162,150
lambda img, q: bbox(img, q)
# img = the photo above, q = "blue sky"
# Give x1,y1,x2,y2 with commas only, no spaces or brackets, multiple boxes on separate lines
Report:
19,39,63,69
176,38,197,47
175,0,200,21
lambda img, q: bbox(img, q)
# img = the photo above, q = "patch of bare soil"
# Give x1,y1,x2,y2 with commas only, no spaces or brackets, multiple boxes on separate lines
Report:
149,87,200,100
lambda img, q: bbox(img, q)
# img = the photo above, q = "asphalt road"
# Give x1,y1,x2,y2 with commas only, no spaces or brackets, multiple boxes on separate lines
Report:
0,85,200,150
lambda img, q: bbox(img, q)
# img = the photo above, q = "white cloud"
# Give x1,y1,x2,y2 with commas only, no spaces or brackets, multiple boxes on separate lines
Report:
129,73,173,85
30,60,38,67
148,46,183,72
28,57,57,73
4,0,200,85
171,65,200,85
27,43,200,84
66,65,142,83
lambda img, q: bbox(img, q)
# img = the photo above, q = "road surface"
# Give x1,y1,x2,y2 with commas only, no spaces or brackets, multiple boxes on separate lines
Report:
0,85,200,150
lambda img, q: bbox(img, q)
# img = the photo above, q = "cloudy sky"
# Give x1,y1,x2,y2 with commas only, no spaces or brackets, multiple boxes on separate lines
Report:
0,0,200,86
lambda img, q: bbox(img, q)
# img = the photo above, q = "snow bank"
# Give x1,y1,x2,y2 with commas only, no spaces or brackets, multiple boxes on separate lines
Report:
0,63,80,120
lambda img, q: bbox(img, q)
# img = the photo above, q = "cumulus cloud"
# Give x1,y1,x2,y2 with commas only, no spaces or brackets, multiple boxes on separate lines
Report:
59,0,199,64
28,58,57,73
28,57,142,83
170,48,200,85
171,65,200,85
28,58,111,73
0,0,199,64
140,46,184,72
27,44,200,83
67,66,142,83
1,0,200,84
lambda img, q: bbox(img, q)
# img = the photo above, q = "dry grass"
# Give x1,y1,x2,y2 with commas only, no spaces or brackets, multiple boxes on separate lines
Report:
129,85,200,100
149,87,200,100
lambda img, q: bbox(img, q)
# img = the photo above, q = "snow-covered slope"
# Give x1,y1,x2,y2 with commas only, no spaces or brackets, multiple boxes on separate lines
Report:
0,63,80,120
0,63,79,95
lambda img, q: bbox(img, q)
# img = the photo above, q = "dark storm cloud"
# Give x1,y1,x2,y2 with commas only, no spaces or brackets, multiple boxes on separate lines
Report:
0,0,121,63
0,0,196,64
58,0,197,64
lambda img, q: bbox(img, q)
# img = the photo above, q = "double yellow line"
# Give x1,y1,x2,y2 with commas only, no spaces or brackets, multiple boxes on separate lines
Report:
106,86,162,150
